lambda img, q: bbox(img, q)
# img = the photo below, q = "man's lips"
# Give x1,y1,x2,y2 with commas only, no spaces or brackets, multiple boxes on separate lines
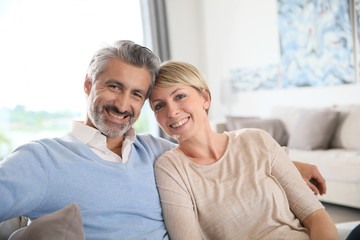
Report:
170,117,189,128
104,105,133,120
109,111,127,120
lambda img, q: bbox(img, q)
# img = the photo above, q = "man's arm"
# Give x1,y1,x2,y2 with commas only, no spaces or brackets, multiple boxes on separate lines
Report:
0,143,48,221
293,161,326,195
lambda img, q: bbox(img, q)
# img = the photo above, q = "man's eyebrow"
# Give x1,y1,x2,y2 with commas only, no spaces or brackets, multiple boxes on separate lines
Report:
104,79,125,88
133,88,146,96
105,79,146,96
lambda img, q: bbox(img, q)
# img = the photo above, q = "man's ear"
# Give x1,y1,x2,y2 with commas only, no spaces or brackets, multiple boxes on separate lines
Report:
84,75,92,95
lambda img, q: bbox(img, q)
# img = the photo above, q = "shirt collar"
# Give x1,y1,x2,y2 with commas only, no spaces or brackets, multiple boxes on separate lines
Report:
70,121,136,146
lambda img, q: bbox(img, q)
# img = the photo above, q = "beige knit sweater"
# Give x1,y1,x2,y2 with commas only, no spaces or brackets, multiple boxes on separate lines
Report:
155,129,324,240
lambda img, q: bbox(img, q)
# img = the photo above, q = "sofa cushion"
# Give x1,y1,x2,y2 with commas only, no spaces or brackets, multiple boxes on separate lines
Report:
330,105,360,150
225,116,260,130
287,108,339,150
0,217,28,240
270,106,306,135
8,203,85,240
336,221,360,240
226,116,289,146
288,148,360,182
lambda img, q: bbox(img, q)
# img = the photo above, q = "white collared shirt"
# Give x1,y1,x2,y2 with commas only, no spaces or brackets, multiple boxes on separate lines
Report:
70,121,135,163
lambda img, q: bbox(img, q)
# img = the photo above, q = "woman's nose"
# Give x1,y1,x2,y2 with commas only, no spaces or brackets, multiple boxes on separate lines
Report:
167,102,179,118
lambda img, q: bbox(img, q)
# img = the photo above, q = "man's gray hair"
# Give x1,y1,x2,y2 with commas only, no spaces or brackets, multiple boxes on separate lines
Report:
86,40,160,98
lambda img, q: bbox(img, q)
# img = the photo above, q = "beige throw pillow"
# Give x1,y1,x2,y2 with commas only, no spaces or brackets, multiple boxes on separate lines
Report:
287,108,339,150
330,105,360,150
226,116,289,146
8,203,85,240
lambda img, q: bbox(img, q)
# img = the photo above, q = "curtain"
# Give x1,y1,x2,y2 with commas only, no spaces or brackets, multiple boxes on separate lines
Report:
141,0,171,62
141,0,177,142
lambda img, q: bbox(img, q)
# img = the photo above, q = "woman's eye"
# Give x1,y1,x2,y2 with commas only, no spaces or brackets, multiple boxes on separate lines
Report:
176,94,186,100
154,103,164,111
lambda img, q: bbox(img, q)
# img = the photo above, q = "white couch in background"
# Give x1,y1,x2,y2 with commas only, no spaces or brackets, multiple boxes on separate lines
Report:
218,104,360,209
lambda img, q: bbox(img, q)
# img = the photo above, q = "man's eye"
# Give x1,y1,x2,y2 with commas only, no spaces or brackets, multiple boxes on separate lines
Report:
133,92,144,100
108,85,119,90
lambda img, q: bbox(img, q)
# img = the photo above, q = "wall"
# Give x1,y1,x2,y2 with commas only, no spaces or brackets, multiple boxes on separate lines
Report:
165,0,206,73
166,0,360,124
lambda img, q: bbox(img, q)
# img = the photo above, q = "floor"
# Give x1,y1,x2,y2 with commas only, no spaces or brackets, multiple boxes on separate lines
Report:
322,202,360,224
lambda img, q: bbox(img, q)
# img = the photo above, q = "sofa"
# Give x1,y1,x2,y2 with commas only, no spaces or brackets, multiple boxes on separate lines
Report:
217,104,360,209
1,105,359,239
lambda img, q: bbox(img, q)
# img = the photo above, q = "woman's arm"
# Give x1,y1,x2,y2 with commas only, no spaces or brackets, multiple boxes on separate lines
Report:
154,158,203,240
270,136,336,238
302,209,338,240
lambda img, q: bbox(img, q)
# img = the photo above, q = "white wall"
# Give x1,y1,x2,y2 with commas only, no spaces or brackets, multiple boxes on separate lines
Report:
165,0,206,73
166,0,360,124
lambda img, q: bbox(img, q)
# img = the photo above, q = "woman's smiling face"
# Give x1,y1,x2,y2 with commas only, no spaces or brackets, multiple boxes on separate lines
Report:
150,85,210,142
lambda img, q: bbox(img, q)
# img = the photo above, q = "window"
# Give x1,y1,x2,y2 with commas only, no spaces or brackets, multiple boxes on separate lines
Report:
0,0,159,160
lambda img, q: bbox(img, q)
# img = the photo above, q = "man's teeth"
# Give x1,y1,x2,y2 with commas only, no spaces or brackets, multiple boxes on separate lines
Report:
109,111,126,120
171,118,188,128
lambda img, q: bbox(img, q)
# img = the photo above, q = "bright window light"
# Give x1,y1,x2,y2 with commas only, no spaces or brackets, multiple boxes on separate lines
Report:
0,0,158,160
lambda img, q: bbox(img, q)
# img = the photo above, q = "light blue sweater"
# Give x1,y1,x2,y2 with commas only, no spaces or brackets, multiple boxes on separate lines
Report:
0,132,175,240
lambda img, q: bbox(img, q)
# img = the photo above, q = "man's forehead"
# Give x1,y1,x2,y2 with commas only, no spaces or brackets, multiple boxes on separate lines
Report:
98,60,151,92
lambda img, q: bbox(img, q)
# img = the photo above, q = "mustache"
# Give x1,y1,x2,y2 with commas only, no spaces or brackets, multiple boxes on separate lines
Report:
103,105,134,118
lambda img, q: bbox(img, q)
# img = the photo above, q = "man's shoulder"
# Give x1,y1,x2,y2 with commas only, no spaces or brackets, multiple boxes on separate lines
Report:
11,133,80,155
135,133,175,146
134,134,176,155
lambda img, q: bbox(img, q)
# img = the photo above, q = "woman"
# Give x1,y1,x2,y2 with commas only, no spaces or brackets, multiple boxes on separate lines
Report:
149,61,338,240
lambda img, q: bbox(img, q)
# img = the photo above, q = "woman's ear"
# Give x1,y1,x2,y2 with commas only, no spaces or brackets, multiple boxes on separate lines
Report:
201,89,211,110
84,75,92,95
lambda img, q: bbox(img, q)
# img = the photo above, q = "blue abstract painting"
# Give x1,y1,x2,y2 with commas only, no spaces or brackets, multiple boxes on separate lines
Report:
229,65,279,93
277,0,355,87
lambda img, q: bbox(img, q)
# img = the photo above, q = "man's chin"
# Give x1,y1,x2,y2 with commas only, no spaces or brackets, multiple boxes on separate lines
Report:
104,126,129,138
94,116,136,138
95,122,128,138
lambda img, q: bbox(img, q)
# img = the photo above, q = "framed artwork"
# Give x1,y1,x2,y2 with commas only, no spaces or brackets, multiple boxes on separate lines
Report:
277,0,355,88
229,64,279,92
229,0,358,93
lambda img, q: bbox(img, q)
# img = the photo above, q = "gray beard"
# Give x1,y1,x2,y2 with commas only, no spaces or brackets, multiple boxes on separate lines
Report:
89,106,135,138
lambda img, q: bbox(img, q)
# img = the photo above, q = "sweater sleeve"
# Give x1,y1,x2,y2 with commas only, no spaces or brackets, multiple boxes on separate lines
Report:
269,135,324,222
0,142,49,221
154,154,203,240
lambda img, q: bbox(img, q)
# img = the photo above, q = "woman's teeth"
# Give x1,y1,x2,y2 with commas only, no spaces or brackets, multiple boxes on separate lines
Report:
171,118,189,128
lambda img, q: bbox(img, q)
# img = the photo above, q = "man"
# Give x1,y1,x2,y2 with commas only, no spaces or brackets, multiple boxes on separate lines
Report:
0,40,326,240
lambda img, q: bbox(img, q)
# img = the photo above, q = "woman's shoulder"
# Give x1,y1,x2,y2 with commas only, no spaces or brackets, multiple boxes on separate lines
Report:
155,148,182,167
226,128,272,140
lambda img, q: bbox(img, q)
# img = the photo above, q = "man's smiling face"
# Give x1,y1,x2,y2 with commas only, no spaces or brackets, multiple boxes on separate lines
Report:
84,58,151,138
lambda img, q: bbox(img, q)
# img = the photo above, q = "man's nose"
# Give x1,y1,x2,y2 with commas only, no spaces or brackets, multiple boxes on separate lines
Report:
115,93,131,112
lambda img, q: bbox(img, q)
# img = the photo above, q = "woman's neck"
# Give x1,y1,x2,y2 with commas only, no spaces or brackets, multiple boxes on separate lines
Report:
177,128,228,165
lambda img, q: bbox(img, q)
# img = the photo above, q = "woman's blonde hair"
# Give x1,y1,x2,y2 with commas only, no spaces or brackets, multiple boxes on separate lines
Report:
154,61,211,113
